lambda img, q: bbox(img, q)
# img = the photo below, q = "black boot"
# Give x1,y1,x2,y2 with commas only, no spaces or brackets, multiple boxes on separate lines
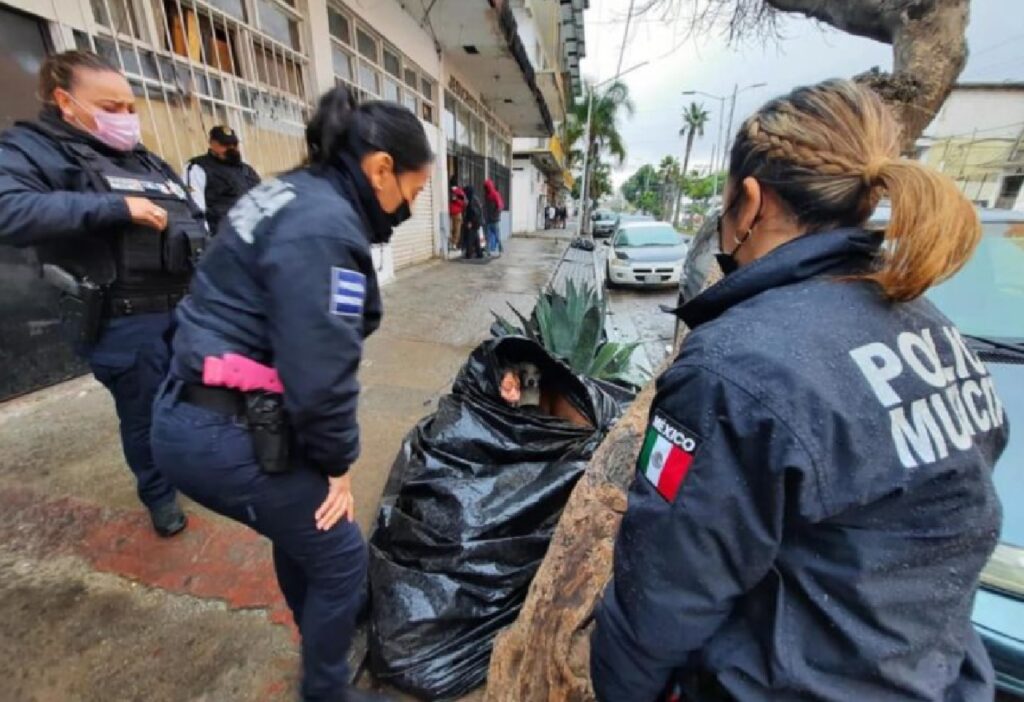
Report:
149,500,187,537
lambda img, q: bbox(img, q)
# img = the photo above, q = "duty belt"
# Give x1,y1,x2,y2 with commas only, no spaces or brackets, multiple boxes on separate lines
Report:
103,291,185,318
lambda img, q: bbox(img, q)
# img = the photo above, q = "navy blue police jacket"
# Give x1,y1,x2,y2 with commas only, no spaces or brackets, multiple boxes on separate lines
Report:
0,110,200,281
591,228,1007,701
170,156,385,477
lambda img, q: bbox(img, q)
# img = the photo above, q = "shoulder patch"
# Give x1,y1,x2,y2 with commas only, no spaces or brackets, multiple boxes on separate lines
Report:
330,267,366,317
638,411,702,502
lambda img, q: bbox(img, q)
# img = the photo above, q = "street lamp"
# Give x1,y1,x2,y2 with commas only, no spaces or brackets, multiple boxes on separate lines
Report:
682,82,766,199
576,60,649,237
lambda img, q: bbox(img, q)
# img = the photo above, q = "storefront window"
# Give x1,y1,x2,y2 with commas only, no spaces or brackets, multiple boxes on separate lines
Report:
443,100,456,143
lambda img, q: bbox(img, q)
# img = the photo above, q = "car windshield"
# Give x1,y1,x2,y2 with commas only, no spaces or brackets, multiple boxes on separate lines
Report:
926,221,1024,341
614,226,681,248
594,211,615,222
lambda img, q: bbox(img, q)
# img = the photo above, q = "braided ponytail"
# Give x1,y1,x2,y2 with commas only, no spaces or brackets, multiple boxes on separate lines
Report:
729,79,980,301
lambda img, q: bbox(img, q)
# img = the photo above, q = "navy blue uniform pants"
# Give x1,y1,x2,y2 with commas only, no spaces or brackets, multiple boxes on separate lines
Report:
84,313,177,509
150,381,367,702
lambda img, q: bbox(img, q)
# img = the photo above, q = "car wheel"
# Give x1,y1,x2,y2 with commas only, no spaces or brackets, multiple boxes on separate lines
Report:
605,263,619,289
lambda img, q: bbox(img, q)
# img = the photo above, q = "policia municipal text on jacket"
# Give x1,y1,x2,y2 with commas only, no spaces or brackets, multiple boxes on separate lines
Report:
590,80,1008,701
0,51,207,537
149,88,433,702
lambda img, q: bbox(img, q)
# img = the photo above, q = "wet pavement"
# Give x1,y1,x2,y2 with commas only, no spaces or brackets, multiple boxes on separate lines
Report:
0,234,565,702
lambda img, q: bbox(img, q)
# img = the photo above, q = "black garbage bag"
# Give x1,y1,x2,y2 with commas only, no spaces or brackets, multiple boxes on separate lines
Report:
367,336,633,700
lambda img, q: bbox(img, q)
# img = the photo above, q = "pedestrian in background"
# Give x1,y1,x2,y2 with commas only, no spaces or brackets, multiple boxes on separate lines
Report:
483,177,504,255
591,79,1006,701
461,184,484,259
0,50,206,537
449,176,466,251
150,87,432,702
545,203,556,229
186,125,260,235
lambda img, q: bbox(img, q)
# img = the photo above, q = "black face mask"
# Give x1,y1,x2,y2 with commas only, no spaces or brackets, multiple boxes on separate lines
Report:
715,192,761,276
224,148,241,165
386,170,413,227
388,199,412,227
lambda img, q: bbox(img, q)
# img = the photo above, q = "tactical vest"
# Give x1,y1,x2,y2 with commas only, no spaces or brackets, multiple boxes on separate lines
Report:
188,153,260,235
60,140,202,297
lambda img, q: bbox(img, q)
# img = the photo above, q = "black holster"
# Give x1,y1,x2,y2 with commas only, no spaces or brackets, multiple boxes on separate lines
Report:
245,391,291,474
164,219,209,274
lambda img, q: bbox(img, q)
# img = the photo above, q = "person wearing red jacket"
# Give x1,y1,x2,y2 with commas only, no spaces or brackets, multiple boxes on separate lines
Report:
449,176,466,250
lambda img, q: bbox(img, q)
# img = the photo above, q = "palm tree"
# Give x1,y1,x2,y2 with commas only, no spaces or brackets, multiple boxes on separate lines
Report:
566,80,635,231
674,101,710,226
657,155,681,222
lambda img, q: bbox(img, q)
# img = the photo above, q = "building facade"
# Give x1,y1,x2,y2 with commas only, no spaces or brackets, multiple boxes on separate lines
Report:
0,0,586,398
917,83,1024,211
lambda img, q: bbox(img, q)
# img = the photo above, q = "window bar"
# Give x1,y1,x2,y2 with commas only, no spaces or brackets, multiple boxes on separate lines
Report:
267,40,300,168
120,0,188,171
201,3,267,173
164,0,211,139
277,43,308,165
97,0,168,159
214,17,268,170
176,0,224,138
243,37,289,172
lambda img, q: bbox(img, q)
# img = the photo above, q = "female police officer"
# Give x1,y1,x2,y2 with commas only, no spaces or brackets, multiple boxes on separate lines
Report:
150,87,432,702
0,50,206,536
591,79,1007,701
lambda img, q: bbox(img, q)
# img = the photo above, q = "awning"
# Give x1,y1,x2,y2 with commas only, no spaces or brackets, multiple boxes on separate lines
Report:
407,0,554,136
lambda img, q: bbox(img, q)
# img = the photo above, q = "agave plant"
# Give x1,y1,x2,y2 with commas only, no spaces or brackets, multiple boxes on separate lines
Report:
492,279,648,387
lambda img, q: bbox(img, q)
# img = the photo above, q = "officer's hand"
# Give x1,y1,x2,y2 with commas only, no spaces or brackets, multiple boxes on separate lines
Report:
315,474,355,531
125,196,168,231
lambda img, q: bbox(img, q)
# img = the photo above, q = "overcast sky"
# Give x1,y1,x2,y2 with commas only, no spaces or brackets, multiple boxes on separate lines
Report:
579,0,1024,186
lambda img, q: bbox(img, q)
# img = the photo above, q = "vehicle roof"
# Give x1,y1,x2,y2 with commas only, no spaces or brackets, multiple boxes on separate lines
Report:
870,205,1024,225
616,220,675,229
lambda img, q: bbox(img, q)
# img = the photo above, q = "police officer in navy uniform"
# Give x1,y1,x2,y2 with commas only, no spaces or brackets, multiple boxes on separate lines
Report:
149,88,432,701
591,80,1007,701
0,50,206,537
186,125,260,235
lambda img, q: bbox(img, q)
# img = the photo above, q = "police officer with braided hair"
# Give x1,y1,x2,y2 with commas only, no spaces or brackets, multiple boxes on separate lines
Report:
591,79,1007,701
150,87,432,702
0,50,207,537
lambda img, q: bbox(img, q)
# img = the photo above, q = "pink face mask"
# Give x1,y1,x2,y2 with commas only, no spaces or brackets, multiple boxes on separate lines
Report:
65,92,141,151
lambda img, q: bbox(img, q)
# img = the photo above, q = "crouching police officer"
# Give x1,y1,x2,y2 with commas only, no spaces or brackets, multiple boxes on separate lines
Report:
0,50,207,536
591,79,1007,701
149,87,432,702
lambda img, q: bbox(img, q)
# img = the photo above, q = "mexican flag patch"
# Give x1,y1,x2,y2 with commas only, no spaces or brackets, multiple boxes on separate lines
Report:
638,412,700,502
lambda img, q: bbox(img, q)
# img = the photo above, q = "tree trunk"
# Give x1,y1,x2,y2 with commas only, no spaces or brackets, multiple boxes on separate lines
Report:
484,3,970,699
674,130,696,227
485,374,662,702
766,0,969,152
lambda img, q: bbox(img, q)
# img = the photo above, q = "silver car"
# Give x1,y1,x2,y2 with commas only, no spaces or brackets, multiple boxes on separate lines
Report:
605,221,688,288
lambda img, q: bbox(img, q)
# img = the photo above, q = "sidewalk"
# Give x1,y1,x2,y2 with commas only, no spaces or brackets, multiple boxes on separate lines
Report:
0,234,567,702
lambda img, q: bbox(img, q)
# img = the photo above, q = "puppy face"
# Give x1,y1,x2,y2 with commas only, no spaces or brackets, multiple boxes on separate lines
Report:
519,363,541,391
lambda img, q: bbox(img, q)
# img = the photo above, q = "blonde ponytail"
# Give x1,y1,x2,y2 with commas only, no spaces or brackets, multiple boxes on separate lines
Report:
728,79,981,302
864,159,980,301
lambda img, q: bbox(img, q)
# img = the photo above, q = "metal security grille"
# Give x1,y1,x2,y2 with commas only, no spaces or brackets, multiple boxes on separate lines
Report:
69,0,313,176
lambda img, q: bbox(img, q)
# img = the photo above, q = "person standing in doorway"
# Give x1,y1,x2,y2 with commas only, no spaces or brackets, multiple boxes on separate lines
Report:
461,184,484,259
449,176,466,251
483,178,504,255
186,125,260,236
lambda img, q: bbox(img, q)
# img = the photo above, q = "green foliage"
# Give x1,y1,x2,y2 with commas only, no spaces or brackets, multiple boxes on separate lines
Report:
565,80,635,206
492,279,648,386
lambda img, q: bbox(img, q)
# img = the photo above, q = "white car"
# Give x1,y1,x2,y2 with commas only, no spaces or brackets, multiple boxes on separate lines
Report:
605,221,689,288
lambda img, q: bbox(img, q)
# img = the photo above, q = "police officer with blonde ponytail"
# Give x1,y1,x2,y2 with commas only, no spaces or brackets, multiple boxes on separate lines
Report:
592,79,1007,701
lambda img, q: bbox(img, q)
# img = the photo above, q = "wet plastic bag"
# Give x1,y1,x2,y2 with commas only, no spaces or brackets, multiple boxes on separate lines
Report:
367,336,633,699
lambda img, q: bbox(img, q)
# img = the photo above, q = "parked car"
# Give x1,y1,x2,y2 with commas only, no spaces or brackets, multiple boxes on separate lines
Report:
592,209,619,238
674,207,1024,696
604,220,688,288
